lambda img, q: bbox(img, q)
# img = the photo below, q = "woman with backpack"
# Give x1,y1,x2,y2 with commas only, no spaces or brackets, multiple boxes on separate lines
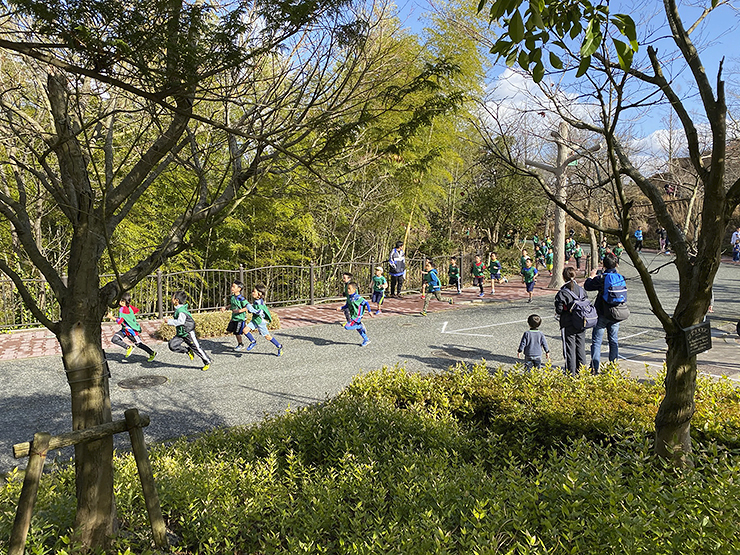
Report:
554,267,593,376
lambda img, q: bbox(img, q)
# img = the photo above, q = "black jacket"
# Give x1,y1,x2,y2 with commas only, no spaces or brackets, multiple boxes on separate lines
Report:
554,282,588,331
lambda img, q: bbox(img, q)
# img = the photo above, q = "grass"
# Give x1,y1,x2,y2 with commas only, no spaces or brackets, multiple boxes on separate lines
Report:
2,363,740,554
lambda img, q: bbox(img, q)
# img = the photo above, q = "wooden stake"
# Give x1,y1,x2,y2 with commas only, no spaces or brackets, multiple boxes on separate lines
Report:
9,432,50,555
125,409,168,550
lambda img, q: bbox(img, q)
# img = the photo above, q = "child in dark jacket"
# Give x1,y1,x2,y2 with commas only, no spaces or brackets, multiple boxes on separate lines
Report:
517,314,550,370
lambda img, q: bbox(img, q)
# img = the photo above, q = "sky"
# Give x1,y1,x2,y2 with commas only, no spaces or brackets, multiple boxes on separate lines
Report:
394,0,740,169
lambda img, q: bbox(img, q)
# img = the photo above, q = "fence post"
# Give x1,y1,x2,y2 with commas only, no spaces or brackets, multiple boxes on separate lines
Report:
9,432,50,555
460,245,465,286
239,264,245,284
125,409,168,550
309,262,315,305
156,270,163,320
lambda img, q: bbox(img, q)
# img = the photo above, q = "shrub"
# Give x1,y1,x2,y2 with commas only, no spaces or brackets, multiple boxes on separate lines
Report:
3,363,740,554
155,310,280,341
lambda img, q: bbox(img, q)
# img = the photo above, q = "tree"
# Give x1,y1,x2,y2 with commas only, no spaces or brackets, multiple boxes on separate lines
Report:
478,0,740,463
0,0,459,548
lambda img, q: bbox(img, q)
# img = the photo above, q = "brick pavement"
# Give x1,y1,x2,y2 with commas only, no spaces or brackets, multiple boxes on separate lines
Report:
0,281,555,361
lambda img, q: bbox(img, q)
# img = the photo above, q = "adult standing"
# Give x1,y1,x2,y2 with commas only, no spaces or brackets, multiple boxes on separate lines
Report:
584,252,629,373
634,226,644,253
554,267,588,376
658,227,667,253
388,241,406,297
730,226,740,248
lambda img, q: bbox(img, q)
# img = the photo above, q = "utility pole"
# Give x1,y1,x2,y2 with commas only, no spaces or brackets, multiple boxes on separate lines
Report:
525,122,600,289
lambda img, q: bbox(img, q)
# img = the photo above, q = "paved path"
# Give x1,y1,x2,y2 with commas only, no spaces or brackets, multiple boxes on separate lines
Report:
2,254,740,473
0,281,552,360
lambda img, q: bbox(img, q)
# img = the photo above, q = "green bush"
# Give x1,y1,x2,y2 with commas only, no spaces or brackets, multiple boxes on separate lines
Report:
155,310,280,341
2,363,740,554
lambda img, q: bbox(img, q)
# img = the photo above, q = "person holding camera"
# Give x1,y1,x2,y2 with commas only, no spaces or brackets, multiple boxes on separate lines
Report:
584,252,629,373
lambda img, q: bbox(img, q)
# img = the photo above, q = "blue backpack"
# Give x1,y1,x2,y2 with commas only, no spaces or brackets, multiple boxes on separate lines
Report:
602,272,627,305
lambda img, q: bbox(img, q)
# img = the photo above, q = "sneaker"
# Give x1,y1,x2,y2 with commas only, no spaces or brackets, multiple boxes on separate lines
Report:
419,311,427,316
448,298,454,305
187,349,194,361
246,342,257,352
478,292,484,297
276,346,283,357
147,351,157,362
235,344,244,351
527,298,532,303
202,362,210,371
361,338,371,347
125,345,134,358
375,310,381,315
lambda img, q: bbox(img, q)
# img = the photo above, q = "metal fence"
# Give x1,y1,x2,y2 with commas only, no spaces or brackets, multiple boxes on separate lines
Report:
0,252,478,329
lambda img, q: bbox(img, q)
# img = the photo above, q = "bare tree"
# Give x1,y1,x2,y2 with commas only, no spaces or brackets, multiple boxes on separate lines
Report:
479,0,740,463
0,0,459,548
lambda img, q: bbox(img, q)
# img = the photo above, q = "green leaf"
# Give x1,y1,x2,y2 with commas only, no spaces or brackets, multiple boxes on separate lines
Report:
576,55,591,77
549,51,563,69
477,0,487,14
506,49,518,67
532,61,545,83
529,0,545,11
527,7,544,29
612,38,633,69
518,49,530,69
509,10,525,42
569,20,582,40
611,14,638,50
580,18,602,57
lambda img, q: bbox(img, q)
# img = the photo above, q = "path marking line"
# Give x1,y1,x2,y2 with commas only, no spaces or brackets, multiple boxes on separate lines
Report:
619,330,653,341
442,315,557,334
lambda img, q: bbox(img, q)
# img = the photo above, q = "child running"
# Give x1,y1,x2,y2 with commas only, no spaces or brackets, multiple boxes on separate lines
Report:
448,257,461,294
167,291,211,371
244,284,283,356
111,292,156,361
517,314,550,370
221,280,249,351
341,281,372,346
420,260,454,316
336,272,353,323
371,266,387,314
521,257,538,303
489,252,506,294
471,254,487,297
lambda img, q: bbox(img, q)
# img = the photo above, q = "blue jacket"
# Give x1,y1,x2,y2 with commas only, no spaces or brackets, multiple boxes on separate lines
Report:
518,330,549,357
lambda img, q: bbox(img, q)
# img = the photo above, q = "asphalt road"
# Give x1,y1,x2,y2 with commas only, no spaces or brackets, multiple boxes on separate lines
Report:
2,252,739,472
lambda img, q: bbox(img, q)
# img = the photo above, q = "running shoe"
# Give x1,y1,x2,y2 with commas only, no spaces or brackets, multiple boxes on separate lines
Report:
234,344,244,351
147,351,157,362
202,362,210,371
246,342,257,352
125,345,134,358
187,349,194,360
361,338,371,347
276,346,283,357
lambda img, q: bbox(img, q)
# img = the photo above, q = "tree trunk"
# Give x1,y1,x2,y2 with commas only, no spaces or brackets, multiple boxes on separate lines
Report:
59,250,115,549
588,227,598,273
654,334,696,466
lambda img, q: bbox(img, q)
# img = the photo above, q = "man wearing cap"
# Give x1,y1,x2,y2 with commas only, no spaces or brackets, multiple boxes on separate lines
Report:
388,241,406,297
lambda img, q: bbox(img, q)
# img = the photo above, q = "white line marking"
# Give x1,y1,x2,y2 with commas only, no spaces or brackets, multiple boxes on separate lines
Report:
444,315,557,333
619,330,653,341
441,321,448,334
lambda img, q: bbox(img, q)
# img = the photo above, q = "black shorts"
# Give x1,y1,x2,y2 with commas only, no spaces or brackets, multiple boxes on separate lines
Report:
371,291,384,304
226,320,246,335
